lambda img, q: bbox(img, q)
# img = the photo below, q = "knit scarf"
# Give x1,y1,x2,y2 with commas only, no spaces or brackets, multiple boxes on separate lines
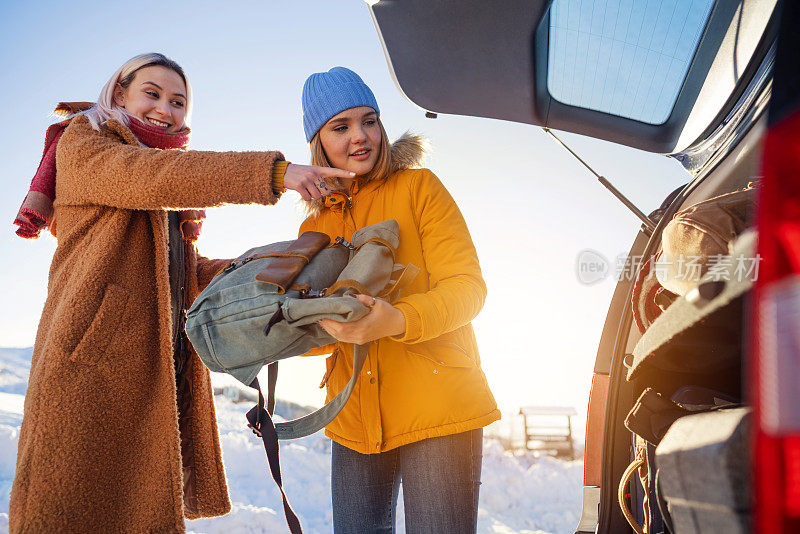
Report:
14,103,205,242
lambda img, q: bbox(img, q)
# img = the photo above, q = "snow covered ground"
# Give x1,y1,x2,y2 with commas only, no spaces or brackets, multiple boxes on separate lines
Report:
0,348,582,533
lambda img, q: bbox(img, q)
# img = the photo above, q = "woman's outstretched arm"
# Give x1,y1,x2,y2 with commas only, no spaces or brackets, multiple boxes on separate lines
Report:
56,116,352,210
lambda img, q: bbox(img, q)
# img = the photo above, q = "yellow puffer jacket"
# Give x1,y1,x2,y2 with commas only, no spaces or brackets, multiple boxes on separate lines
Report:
299,135,499,454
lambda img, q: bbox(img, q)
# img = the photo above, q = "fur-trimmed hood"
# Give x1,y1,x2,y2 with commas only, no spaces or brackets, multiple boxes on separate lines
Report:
387,131,427,173
305,132,427,215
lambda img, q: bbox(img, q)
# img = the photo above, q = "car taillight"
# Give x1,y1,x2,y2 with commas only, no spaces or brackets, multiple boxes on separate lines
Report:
752,4,800,528
787,436,800,516
754,273,800,532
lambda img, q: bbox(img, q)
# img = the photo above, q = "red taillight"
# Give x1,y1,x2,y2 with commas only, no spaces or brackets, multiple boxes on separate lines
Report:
752,101,800,533
584,373,608,486
786,437,800,517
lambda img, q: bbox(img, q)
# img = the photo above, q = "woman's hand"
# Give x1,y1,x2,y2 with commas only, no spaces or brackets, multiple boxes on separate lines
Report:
283,164,354,201
318,294,406,345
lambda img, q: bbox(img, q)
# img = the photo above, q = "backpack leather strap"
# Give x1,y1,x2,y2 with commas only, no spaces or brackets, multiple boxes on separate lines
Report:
326,279,372,297
255,231,331,293
380,263,420,302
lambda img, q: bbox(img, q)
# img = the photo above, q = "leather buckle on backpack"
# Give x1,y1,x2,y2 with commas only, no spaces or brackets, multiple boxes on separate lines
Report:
223,256,255,274
298,287,328,299
334,236,355,250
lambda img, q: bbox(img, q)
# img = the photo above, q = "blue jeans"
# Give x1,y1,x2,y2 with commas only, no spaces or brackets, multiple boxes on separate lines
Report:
331,429,483,534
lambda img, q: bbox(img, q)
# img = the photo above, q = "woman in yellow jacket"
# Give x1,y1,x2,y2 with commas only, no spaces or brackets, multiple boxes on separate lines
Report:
299,67,500,533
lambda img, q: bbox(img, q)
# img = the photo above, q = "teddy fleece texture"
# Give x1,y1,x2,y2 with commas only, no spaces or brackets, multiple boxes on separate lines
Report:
9,114,284,533
300,135,500,455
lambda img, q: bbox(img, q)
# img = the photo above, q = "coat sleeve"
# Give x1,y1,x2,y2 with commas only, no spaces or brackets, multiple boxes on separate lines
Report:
391,170,487,344
55,116,283,210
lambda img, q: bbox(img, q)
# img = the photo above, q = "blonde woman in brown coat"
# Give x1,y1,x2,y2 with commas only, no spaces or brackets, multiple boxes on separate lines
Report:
9,53,354,533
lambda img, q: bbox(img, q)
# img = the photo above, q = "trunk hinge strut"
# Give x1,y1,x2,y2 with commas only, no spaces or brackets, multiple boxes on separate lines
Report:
543,127,657,235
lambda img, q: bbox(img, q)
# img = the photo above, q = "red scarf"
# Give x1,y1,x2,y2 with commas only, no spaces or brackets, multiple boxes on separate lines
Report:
14,103,204,242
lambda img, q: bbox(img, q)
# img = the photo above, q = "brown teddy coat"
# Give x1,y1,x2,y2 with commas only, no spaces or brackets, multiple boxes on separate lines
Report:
10,114,284,533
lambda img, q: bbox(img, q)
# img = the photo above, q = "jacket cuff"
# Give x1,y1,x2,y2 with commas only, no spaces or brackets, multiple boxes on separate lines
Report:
271,160,289,195
390,302,423,344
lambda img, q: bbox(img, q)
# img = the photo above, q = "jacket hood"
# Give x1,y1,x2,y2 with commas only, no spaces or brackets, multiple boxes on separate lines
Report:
305,132,427,215
387,131,427,173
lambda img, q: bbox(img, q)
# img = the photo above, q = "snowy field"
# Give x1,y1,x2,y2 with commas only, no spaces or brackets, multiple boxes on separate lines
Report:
0,348,582,533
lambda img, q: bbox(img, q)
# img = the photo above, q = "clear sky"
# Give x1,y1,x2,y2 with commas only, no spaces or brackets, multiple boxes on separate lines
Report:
0,1,688,421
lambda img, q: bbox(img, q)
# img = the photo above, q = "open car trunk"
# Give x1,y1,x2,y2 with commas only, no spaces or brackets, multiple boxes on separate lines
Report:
367,1,783,533
368,0,778,154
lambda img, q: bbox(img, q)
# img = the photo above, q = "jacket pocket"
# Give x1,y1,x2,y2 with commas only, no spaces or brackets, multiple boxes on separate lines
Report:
407,338,476,368
70,284,131,365
319,347,341,389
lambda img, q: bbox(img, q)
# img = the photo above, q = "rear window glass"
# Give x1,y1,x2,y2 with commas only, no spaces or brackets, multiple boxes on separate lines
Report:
547,0,715,124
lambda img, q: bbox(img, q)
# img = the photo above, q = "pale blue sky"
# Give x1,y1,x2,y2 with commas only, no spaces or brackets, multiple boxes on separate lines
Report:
0,1,688,418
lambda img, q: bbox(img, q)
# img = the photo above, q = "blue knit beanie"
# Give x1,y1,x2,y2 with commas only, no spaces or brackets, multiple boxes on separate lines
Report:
302,67,380,142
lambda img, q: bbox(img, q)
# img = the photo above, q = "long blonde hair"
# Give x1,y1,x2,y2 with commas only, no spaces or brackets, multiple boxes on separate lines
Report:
82,53,193,131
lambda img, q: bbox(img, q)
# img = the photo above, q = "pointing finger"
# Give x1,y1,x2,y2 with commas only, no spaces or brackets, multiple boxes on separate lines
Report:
320,167,356,180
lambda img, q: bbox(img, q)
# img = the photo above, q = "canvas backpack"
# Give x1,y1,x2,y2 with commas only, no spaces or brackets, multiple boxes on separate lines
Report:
185,218,416,533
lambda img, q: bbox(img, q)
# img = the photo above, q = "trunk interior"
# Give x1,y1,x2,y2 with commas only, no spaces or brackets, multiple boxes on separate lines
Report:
597,102,767,534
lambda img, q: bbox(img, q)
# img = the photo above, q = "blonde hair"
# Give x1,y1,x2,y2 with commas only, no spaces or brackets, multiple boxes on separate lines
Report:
309,118,393,184
82,53,192,131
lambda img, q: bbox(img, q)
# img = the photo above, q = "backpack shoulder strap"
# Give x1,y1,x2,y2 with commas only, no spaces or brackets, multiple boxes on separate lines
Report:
245,362,302,533
273,343,369,439
243,343,371,533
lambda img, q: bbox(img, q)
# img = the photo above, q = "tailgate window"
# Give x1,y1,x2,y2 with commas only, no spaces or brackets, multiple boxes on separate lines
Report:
548,0,714,124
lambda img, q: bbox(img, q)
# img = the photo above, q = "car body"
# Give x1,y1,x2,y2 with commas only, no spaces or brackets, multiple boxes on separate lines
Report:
367,1,799,532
